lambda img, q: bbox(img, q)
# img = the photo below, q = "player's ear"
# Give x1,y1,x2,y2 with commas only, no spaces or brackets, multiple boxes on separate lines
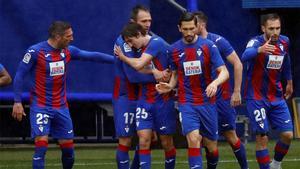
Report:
261,25,266,33
177,25,182,33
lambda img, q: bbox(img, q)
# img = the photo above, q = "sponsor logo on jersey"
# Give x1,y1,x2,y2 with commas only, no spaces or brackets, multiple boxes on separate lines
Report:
267,55,284,69
49,61,65,76
22,53,31,64
183,60,202,76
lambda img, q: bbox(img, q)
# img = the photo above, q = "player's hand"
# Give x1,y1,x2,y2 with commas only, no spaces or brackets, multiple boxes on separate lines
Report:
155,82,172,94
230,91,242,107
152,69,171,82
258,38,275,54
12,102,26,121
205,81,218,98
284,83,293,99
114,46,125,60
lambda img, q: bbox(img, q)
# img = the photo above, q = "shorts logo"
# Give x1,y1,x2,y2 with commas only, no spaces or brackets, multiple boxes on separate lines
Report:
160,126,166,130
259,122,264,129
125,127,129,133
67,130,73,134
49,61,65,76
39,125,44,132
22,53,31,64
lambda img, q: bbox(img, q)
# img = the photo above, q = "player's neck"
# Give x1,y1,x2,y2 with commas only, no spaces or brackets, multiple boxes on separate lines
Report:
47,39,60,49
201,29,208,38
143,35,151,47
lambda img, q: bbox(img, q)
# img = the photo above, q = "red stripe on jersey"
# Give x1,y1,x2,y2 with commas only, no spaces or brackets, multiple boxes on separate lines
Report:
126,78,137,101
152,57,164,70
145,83,156,103
64,48,72,63
35,51,47,107
185,48,203,105
202,45,215,103
252,54,265,100
113,77,121,99
51,51,63,108
267,69,277,101
173,49,186,104
221,80,231,100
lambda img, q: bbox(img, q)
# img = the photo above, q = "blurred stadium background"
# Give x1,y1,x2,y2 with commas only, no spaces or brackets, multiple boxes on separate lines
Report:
0,0,300,168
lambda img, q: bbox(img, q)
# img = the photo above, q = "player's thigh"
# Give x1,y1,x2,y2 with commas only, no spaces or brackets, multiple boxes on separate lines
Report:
198,104,218,141
269,100,293,132
30,109,52,138
136,101,154,131
217,99,237,132
51,108,74,139
246,100,270,134
153,99,177,135
178,104,200,136
113,98,137,137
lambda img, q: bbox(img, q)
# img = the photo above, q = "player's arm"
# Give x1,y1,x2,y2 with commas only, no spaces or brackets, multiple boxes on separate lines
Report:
0,66,12,86
282,40,293,99
115,45,152,70
206,65,229,97
156,70,177,94
69,46,114,63
122,60,156,83
226,51,243,106
12,51,36,121
242,38,274,61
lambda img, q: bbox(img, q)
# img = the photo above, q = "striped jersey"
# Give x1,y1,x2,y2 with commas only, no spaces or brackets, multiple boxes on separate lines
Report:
170,36,224,105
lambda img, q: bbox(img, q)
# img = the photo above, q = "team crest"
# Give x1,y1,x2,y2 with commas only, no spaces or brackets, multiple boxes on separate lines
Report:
197,49,202,56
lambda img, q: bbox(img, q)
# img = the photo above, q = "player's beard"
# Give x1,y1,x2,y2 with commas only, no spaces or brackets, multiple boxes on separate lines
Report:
184,35,196,43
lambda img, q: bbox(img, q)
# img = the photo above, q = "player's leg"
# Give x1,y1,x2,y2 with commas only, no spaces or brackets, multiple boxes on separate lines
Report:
246,100,270,169
269,100,293,169
30,109,52,169
223,130,248,169
136,102,154,169
52,109,75,169
154,99,177,169
217,99,248,169
113,98,136,169
179,104,202,169
200,104,219,169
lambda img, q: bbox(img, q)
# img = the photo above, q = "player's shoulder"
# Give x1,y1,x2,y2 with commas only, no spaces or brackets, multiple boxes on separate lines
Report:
207,32,225,42
27,41,49,53
279,35,290,43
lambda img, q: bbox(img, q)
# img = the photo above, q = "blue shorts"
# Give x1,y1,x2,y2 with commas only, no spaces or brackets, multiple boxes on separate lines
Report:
30,107,73,139
136,99,176,135
216,99,236,132
178,103,218,141
113,97,137,137
246,99,293,134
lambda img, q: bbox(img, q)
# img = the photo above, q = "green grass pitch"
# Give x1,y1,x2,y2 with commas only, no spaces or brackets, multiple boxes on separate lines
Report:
0,140,299,169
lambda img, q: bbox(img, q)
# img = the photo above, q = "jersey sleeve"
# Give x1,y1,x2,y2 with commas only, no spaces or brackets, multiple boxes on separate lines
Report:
282,38,292,80
215,36,234,58
68,45,114,63
209,43,225,70
14,48,37,102
241,38,261,62
143,38,163,58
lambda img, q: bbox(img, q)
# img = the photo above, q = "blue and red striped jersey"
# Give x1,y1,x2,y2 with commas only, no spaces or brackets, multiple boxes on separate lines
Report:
207,33,235,100
242,35,292,102
170,36,224,105
138,35,173,103
14,41,114,109
113,36,156,101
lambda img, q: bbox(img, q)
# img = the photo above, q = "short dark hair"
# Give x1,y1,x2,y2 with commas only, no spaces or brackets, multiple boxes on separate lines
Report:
260,13,280,26
178,12,197,26
121,22,147,39
130,5,150,21
48,21,71,38
194,11,208,24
